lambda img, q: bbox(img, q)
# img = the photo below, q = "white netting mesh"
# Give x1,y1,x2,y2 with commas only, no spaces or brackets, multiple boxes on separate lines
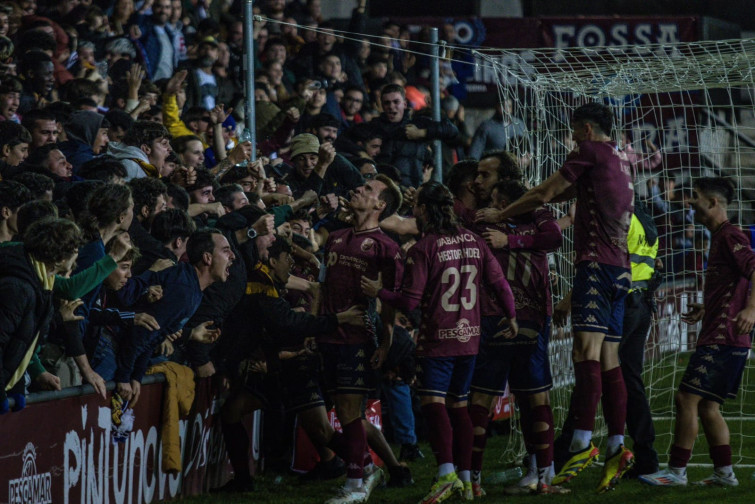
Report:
476,38,755,468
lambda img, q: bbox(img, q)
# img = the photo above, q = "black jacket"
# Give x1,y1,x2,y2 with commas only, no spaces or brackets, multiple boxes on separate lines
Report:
0,244,55,401
247,264,338,352
372,113,459,187
281,152,364,199
179,211,250,367
129,218,172,275
215,262,338,376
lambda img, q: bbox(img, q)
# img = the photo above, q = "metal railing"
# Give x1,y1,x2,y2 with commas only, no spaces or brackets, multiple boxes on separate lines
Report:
7,373,166,409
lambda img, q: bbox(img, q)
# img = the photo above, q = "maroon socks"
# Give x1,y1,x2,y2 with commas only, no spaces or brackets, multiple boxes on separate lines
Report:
422,402,454,466
601,366,628,436
342,419,367,480
469,404,490,472
572,360,602,431
530,404,554,470
448,406,474,472
669,445,692,469
710,444,732,469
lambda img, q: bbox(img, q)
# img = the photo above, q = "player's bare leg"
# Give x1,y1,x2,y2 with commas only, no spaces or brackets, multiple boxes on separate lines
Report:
696,399,737,486
297,407,345,481
639,390,701,486
364,420,412,487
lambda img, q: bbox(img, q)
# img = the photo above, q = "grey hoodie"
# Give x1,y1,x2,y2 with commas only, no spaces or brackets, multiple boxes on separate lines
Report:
107,141,150,180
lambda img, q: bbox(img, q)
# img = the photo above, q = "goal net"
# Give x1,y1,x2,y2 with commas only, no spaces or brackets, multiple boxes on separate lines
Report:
474,38,755,468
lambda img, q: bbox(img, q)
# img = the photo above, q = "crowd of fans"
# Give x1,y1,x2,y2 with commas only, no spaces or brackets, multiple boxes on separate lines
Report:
0,0,710,500
0,0,479,490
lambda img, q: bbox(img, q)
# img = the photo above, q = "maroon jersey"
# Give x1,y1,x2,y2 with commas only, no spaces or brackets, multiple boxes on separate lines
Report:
319,227,403,345
453,198,476,228
401,228,515,358
461,206,506,318
559,140,633,268
481,208,562,328
697,221,755,348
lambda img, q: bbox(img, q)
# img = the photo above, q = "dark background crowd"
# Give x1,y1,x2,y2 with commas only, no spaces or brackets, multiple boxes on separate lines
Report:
0,0,707,483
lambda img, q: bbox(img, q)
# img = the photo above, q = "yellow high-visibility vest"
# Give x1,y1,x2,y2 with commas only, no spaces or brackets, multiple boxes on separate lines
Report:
628,213,658,290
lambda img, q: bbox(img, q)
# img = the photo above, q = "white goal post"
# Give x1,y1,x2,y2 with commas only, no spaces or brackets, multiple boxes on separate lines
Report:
475,38,755,468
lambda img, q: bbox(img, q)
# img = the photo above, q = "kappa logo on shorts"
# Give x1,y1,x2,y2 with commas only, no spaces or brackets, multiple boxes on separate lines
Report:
585,315,598,323
361,238,375,252
586,301,599,309
356,349,365,357
356,364,365,371
689,377,702,387
702,354,714,362
587,287,599,295
695,365,708,375
438,318,481,343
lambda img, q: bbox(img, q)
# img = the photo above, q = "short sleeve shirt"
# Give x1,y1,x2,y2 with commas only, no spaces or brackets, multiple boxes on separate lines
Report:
405,228,505,357
319,227,403,345
560,140,633,268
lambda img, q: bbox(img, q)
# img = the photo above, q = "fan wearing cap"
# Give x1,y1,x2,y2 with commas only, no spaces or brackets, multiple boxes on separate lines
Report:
58,110,110,173
282,132,336,199
304,112,364,198
184,36,235,112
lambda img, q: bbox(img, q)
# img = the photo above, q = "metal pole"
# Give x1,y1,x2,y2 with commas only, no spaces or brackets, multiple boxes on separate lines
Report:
430,27,442,182
244,0,257,161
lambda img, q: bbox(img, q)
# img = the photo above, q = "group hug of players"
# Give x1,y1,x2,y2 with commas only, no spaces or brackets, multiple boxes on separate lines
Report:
285,102,755,504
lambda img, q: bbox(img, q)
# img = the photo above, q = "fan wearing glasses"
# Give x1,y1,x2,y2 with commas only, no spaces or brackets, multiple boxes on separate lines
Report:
339,86,365,131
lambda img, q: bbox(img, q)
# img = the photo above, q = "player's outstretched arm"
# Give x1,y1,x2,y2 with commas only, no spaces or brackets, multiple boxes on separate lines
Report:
476,171,573,224
380,213,419,236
